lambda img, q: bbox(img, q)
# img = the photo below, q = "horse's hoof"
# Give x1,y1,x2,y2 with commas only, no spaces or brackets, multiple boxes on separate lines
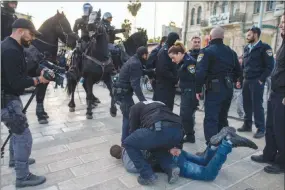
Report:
86,114,93,119
110,112,117,117
69,107,75,112
94,99,101,104
110,107,117,117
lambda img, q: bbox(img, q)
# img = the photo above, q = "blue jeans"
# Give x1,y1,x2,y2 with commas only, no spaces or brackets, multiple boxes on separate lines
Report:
123,124,183,179
242,79,265,131
119,93,134,142
175,140,232,181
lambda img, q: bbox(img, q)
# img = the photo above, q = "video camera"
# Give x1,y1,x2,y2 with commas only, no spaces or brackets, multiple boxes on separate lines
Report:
38,60,65,84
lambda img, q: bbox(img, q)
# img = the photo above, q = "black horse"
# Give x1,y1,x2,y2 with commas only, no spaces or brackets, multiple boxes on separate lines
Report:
25,10,78,124
66,11,148,119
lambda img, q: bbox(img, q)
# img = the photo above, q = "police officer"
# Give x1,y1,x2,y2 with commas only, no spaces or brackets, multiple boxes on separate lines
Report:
102,12,126,53
115,46,148,142
1,18,52,187
168,42,198,143
155,32,180,111
146,36,167,100
251,13,285,174
195,26,242,146
123,100,183,185
1,0,18,40
73,3,93,43
188,36,201,60
237,27,274,139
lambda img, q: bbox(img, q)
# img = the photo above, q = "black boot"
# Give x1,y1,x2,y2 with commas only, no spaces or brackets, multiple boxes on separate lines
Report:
237,123,252,132
36,103,48,124
251,154,274,164
228,133,258,149
137,174,158,186
16,173,46,188
264,164,284,174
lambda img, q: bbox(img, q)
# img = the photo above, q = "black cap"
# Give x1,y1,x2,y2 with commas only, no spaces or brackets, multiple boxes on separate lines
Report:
136,46,148,56
248,26,261,37
12,18,42,37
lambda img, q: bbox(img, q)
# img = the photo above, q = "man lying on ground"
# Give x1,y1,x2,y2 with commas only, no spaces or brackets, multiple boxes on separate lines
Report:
110,127,258,181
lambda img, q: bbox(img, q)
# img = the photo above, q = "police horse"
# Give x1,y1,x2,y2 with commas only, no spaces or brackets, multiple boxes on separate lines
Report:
25,10,78,124
66,10,148,119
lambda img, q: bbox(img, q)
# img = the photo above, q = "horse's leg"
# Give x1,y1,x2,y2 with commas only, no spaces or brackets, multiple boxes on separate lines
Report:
83,79,98,107
86,76,94,119
36,83,49,124
103,74,117,117
67,74,77,112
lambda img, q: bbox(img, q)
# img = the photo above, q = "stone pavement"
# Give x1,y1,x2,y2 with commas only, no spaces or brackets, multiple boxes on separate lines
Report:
1,82,284,190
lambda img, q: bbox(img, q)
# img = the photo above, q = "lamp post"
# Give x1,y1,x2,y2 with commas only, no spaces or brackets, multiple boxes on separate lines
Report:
258,1,265,28
154,2,156,40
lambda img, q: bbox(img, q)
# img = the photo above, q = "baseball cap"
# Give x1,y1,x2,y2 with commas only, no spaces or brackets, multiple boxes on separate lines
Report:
12,18,42,37
248,26,261,37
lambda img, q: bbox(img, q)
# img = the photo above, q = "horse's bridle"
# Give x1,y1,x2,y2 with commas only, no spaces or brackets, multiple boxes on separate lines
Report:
58,20,69,49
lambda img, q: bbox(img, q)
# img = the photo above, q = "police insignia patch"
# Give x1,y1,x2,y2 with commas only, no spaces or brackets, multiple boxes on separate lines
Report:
197,54,204,62
187,65,195,74
266,49,273,56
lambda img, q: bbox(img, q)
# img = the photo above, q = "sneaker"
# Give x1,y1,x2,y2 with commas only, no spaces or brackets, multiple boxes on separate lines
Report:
229,133,258,149
253,130,265,139
137,174,158,185
210,127,236,146
264,164,285,174
167,167,180,184
9,158,36,168
183,134,195,143
16,173,46,188
237,124,252,132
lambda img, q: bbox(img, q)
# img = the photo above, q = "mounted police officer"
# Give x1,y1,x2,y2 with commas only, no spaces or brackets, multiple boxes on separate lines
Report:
237,26,274,139
195,26,242,149
187,36,201,60
102,12,126,54
113,47,148,143
155,32,180,111
1,18,53,188
251,13,285,174
1,0,18,40
168,42,198,143
146,36,167,100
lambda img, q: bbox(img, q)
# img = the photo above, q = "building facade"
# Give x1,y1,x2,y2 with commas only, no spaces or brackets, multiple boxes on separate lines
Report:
162,25,182,39
182,1,284,55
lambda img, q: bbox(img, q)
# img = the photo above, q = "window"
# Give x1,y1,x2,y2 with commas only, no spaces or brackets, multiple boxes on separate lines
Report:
222,1,229,13
231,2,239,15
266,1,275,11
191,8,195,25
213,2,218,15
197,6,202,24
254,1,261,14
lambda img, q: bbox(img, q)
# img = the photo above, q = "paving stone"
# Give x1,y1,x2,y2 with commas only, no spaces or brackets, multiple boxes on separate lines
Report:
32,145,69,158
66,136,107,150
41,129,63,136
175,181,222,190
70,157,121,176
84,178,127,190
33,136,54,144
48,157,83,172
79,149,111,163
61,126,84,132
58,165,125,190
226,182,254,190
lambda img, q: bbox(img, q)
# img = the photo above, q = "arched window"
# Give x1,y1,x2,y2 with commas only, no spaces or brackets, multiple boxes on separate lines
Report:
222,1,229,13
191,8,195,25
213,2,218,15
254,1,261,14
197,6,202,24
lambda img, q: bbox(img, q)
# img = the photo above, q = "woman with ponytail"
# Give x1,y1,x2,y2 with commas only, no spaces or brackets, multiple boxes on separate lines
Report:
168,42,198,143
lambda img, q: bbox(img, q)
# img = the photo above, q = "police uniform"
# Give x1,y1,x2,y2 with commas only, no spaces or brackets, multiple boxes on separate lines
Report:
195,38,242,144
178,53,198,142
240,40,274,136
123,100,183,185
188,49,200,60
252,38,285,172
1,5,17,40
115,49,147,142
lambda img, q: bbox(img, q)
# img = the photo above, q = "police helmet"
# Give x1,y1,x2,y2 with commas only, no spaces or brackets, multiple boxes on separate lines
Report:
103,12,112,20
83,3,93,16
2,1,18,13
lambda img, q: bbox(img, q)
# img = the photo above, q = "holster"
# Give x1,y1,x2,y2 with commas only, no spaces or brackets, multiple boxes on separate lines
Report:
206,79,220,92
112,82,130,104
224,76,233,89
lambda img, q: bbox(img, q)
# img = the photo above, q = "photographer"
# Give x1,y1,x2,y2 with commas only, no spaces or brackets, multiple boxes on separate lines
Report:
1,18,53,188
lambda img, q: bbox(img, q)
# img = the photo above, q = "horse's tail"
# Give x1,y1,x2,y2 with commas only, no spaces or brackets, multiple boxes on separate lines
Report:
66,51,81,96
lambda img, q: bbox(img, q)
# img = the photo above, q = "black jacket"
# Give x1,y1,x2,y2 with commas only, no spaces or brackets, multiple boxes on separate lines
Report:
155,44,178,85
129,101,182,133
102,20,125,44
73,16,89,42
118,54,146,101
1,37,34,96
178,53,197,89
271,39,285,94
188,49,200,60
195,39,242,93
1,7,17,41
242,40,274,82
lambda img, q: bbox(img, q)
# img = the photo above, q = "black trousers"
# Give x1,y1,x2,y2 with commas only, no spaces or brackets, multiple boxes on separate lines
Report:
263,92,285,168
155,81,176,111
